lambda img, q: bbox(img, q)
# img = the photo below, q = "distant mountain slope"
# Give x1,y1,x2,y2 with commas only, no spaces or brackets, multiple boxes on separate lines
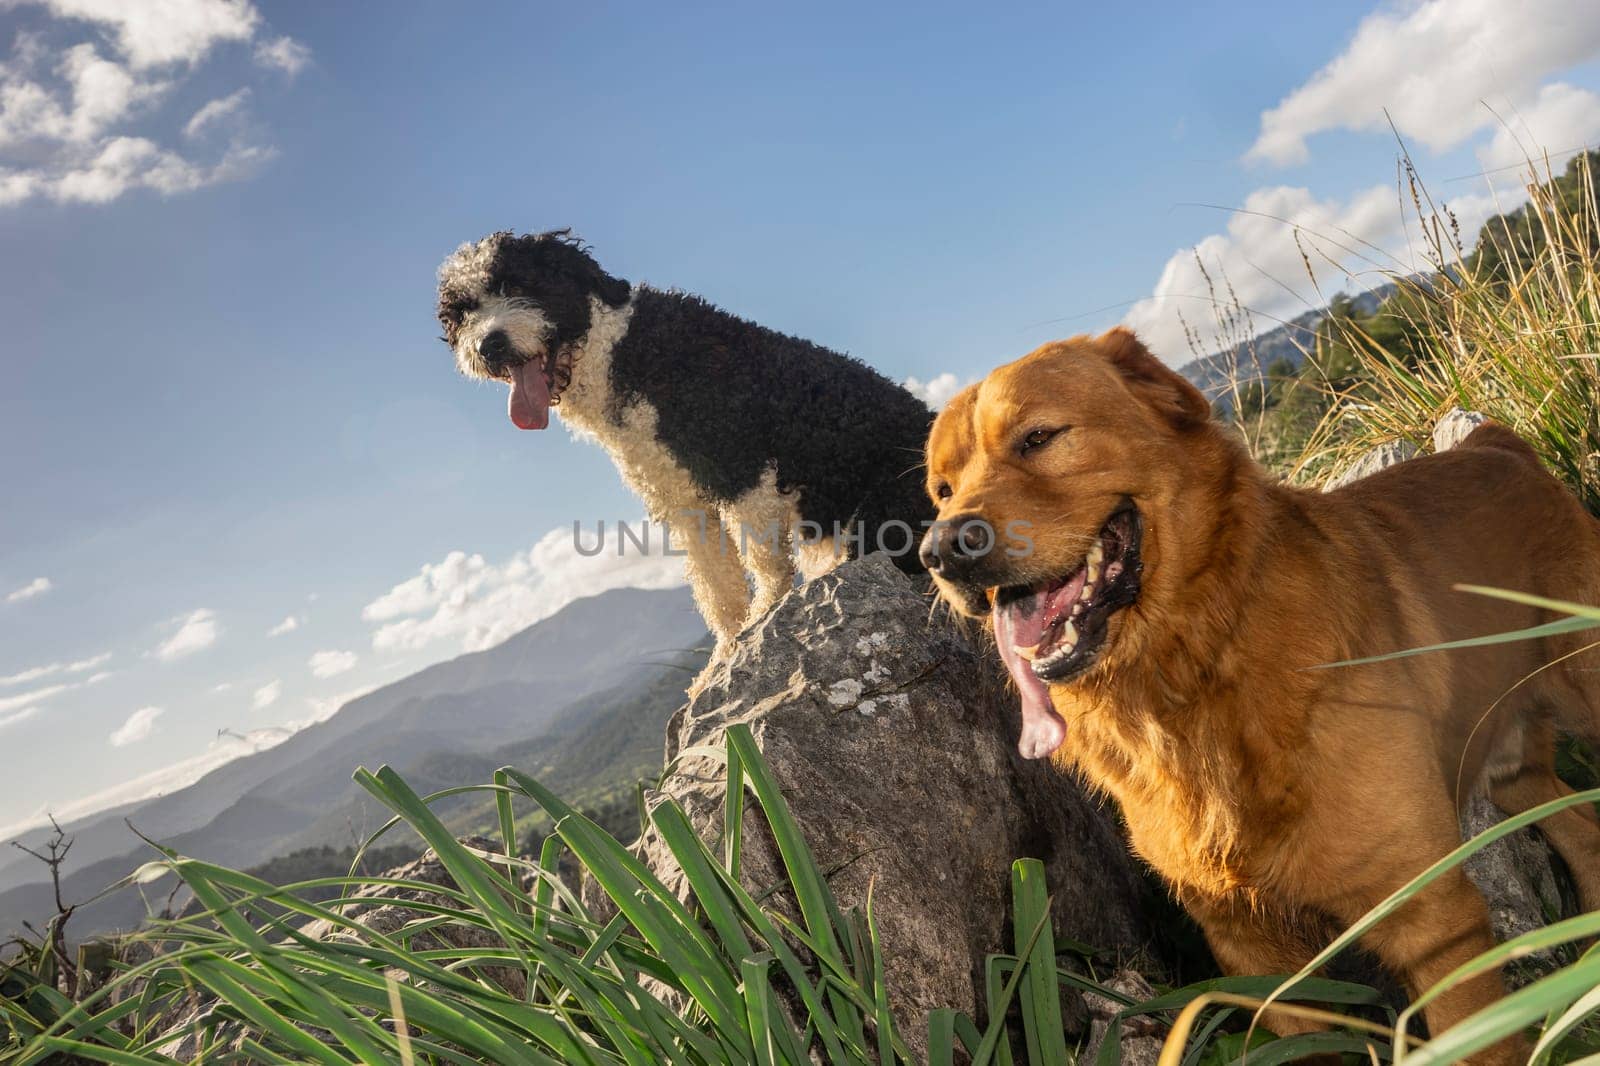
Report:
287,646,706,856
1176,286,1391,408
0,585,705,939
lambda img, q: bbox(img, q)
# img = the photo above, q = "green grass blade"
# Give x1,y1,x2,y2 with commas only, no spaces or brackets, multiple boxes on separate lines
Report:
866,883,899,1066
1531,982,1600,1062
1011,860,1068,1066
928,1008,958,1066
723,736,745,876
1402,954,1600,1066
1221,1030,1383,1065
496,765,747,1051
974,913,1053,1065
723,726,848,968
740,953,778,1066
1314,613,1598,668
647,797,755,963
1454,584,1600,620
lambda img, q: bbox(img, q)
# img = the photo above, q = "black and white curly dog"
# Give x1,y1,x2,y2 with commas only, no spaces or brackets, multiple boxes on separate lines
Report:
436,230,934,655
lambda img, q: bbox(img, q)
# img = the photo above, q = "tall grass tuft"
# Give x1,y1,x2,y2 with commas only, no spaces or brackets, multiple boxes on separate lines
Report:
1296,149,1600,504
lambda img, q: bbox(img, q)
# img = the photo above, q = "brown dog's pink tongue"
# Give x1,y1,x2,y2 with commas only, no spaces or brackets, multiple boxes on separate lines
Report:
508,360,550,430
994,597,1068,760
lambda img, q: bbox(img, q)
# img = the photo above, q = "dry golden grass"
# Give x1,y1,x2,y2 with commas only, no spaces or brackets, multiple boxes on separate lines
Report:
1292,150,1600,507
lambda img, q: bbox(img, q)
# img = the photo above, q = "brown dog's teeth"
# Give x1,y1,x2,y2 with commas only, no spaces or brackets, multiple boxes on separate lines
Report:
1016,644,1040,662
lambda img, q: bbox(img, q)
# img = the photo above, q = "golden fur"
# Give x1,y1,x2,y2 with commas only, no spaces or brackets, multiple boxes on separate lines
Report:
924,327,1600,1062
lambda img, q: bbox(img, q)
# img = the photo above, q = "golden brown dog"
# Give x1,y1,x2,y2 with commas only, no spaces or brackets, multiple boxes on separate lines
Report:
919,327,1600,1062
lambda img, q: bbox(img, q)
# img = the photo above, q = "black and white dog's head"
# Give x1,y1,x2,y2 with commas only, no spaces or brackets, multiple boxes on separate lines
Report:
436,230,631,430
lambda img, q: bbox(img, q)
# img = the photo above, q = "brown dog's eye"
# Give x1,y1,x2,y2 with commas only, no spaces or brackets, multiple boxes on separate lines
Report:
936,483,952,501
1019,428,1060,455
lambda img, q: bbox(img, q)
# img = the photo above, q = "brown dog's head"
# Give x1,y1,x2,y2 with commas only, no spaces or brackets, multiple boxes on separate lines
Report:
920,327,1212,758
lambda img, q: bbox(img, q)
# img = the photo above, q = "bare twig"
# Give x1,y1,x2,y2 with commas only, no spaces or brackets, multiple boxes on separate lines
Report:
11,813,78,995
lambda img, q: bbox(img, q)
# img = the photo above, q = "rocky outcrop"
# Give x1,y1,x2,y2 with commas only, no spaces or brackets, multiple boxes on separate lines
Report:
1322,438,1420,491
635,552,1156,1055
1326,409,1579,981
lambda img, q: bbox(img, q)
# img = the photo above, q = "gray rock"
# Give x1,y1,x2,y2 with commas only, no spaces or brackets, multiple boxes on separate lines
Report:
1459,794,1575,986
1433,408,1489,453
1082,969,1165,1066
642,553,1155,1057
1324,409,1488,491
1322,439,1420,490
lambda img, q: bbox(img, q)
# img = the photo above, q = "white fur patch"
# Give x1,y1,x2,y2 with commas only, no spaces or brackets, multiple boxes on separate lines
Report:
437,235,500,299
796,536,846,581
452,296,552,377
724,466,800,618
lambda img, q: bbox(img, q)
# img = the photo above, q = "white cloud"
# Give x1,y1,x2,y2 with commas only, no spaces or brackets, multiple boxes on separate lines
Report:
308,649,356,678
6,577,52,603
1132,7,1600,366
109,705,163,746
0,706,40,731
1478,82,1600,171
1247,0,1600,165
252,35,309,76
14,0,261,70
364,521,688,655
154,608,220,661
0,650,108,687
33,134,276,205
266,614,300,637
0,1,306,207
1124,183,1426,363
0,682,74,714
0,724,299,840
251,678,281,709
210,681,233,693
903,373,970,410
182,86,248,138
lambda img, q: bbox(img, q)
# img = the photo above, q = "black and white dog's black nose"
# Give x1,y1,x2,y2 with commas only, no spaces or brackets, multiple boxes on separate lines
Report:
480,329,510,369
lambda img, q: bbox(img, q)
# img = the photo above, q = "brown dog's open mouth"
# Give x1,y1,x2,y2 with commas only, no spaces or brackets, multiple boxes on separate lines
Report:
1000,503,1143,679
993,503,1143,758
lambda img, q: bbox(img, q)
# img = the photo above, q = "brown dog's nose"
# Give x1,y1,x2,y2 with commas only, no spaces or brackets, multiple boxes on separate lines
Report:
919,514,995,574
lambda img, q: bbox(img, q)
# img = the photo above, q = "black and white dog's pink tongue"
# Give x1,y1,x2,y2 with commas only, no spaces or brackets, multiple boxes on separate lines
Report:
508,360,551,430
994,597,1067,760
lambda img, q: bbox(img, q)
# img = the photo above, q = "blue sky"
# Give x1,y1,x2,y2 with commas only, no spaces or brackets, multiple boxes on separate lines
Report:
3,0,1600,837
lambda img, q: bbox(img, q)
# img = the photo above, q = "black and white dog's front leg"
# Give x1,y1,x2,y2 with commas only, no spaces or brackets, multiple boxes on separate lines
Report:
667,503,753,663
722,467,799,628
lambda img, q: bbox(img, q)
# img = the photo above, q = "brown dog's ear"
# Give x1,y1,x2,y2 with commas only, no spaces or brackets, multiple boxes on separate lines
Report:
1097,327,1211,429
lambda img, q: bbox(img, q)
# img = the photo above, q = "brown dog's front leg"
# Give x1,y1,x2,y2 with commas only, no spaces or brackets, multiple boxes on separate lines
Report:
1189,898,1334,1043
1349,871,1523,1066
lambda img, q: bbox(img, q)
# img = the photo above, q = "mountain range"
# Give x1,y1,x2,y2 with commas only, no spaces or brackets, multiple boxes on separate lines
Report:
0,585,706,943
1174,285,1391,407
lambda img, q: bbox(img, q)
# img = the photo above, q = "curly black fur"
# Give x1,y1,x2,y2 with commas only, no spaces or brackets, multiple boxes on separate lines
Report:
609,288,936,571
